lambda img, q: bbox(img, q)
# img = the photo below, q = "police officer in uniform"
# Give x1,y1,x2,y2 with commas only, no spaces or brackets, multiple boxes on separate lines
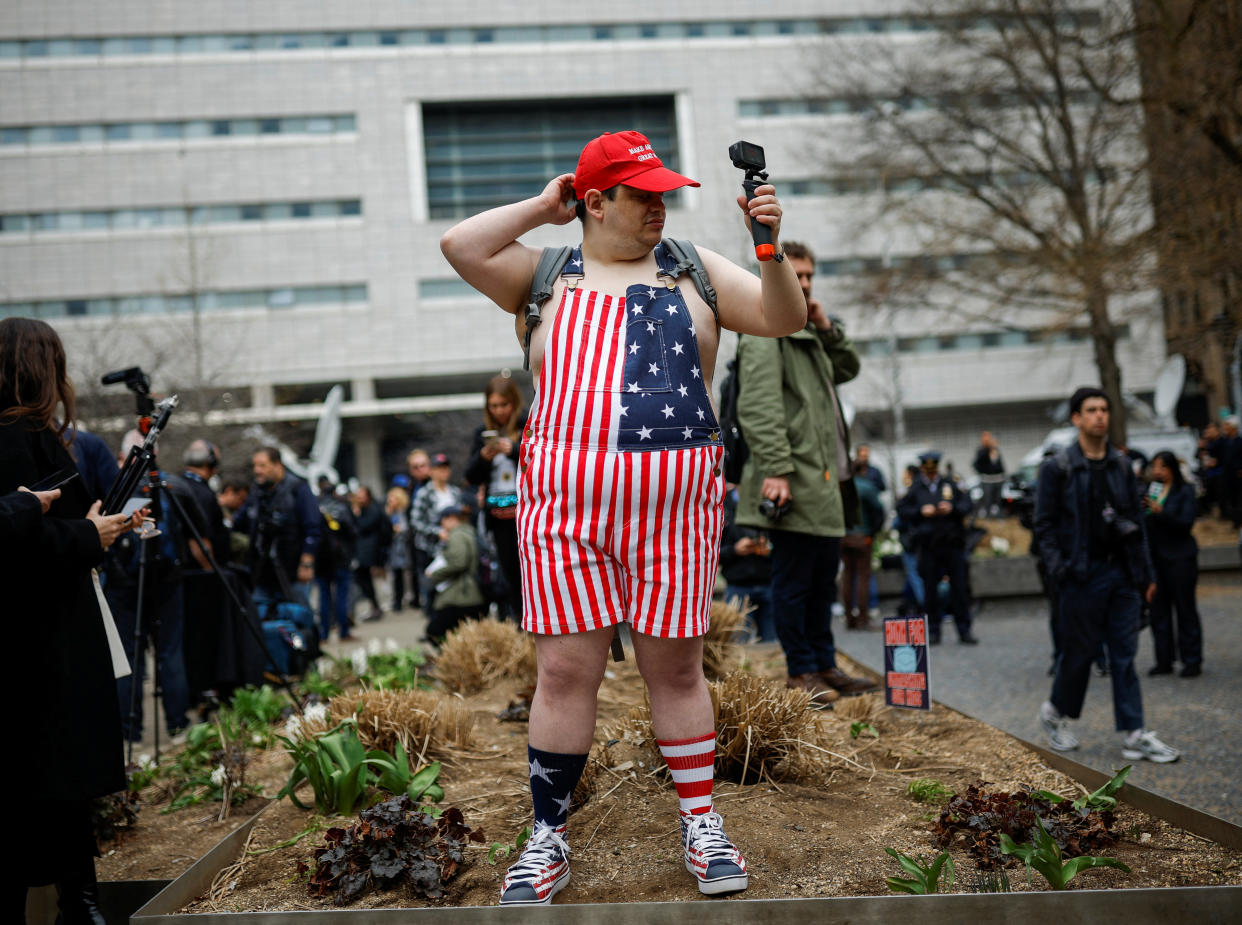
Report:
896,451,979,645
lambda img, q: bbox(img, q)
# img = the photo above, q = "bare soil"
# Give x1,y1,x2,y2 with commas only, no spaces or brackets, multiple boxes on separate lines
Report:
97,748,289,882
99,645,1242,912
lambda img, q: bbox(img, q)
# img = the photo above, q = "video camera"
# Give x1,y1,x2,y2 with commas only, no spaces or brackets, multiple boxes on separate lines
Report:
101,365,155,416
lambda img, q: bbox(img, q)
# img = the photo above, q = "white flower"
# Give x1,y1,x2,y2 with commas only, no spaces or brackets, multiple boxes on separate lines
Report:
252,732,264,745
367,637,383,656
314,656,334,676
305,702,328,725
211,764,228,787
284,714,303,741
138,753,154,770
990,536,1010,556
350,647,369,675
383,638,400,653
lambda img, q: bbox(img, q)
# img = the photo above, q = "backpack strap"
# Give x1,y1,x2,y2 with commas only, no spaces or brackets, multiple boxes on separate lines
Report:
656,238,719,329
522,245,575,370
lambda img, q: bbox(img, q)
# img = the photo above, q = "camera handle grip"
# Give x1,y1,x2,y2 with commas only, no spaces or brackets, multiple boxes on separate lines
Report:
742,176,775,261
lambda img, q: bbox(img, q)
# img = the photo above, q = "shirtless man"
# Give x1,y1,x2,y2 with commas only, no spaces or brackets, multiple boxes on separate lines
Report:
440,130,806,904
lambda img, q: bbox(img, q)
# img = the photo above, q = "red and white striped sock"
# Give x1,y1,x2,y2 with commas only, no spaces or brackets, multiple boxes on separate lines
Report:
657,732,716,817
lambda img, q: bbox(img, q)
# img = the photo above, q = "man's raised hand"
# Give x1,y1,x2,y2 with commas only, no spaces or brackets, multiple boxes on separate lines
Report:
540,174,578,226
734,183,783,241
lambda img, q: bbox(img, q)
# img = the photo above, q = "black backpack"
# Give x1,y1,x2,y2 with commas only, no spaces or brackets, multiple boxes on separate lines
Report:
718,345,748,483
718,336,788,484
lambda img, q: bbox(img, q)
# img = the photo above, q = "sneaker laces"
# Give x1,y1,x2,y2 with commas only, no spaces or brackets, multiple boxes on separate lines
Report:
684,812,737,863
507,825,569,879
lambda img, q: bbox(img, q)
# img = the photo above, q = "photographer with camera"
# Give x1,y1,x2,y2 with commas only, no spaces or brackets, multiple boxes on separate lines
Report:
232,447,320,611
735,241,876,701
1033,387,1180,763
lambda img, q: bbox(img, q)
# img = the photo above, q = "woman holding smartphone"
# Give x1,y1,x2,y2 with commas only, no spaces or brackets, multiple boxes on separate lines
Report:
465,374,527,621
1,317,136,922
1143,451,1203,677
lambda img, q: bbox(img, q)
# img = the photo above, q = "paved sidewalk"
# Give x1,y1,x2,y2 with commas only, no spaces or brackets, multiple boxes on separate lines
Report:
837,571,1242,825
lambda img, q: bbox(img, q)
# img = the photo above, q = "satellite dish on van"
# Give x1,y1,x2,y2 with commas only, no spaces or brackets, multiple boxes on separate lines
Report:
1153,354,1186,426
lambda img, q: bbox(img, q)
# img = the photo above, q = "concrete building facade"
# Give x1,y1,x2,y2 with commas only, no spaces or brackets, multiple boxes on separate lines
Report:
0,1,1167,487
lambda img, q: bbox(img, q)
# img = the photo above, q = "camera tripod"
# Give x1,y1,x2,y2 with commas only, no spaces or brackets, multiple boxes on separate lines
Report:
101,368,301,767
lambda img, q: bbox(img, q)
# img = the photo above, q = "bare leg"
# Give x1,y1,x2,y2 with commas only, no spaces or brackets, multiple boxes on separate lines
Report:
630,632,712,740
528,628,613,753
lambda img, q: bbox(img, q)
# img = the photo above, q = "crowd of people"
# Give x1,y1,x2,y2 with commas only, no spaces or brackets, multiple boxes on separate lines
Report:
6,125,1236,916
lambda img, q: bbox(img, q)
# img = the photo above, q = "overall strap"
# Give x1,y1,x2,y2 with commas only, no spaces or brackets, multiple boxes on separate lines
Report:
656,238,719,329
522,245,576,370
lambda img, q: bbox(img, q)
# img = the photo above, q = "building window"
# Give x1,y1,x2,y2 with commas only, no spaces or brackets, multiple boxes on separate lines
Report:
3,284,368,320
422,96,682,219
0,114,356,150
0,198,362,237
1,17,1052,64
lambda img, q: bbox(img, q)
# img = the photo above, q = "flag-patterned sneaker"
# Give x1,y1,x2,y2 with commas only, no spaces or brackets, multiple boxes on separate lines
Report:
499,824,570,906
681,811,749,895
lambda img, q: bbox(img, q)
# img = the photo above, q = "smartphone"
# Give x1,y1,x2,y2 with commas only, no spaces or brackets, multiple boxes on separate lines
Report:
29,468,80,492
482,429,499,448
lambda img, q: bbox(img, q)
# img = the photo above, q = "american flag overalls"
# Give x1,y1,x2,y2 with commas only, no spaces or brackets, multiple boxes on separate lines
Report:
517,243,725,637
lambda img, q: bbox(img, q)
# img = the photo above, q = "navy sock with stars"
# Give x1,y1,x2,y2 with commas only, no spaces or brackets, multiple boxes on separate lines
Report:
527,745,588,834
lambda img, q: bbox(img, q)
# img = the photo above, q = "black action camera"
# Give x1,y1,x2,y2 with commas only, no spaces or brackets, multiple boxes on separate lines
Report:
729,140,766,173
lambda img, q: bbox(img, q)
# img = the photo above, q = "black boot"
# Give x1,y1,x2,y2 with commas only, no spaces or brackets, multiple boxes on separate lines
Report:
55,853,106,925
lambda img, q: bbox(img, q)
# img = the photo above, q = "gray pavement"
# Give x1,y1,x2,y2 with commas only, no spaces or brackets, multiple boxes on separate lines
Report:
836,571,1242,826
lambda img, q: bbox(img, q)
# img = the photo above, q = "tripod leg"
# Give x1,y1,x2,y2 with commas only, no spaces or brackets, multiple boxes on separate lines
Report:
123,541,149,766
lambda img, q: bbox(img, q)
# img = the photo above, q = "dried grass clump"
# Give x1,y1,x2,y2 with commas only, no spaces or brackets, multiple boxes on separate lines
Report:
709,671,822,783
831,692,887,725
434,618,537,695
327,688,474,758
703,599,749,678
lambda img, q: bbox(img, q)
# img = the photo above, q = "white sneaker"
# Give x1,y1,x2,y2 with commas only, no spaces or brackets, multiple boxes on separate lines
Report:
1122,730,1180,763
1039,701,1079,751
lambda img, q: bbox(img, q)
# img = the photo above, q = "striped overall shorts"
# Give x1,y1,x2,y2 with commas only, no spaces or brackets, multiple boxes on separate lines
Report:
517,243,725,638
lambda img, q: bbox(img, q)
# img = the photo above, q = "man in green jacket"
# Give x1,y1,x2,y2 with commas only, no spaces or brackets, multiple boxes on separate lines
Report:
735,241,877,700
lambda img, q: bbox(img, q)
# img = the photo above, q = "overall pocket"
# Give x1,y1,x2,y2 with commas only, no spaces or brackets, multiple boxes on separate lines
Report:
622,315,673,394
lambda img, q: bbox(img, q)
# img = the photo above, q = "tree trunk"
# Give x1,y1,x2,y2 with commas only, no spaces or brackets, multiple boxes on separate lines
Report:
1085,282,1128,446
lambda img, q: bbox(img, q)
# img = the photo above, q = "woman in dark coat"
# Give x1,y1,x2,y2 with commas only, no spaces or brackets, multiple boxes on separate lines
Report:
351,485,390,620
1143,450,1203,677
1,317,134,922
464,374,526,621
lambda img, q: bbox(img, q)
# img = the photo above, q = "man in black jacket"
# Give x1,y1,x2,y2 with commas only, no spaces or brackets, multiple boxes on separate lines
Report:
1033,387,1180,763
168,439,230,713
896,451,978,645
972,431,1005,517
232,447,321,607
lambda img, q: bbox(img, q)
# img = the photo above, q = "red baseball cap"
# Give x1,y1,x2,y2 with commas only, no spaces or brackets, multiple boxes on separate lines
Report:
573,130,700,199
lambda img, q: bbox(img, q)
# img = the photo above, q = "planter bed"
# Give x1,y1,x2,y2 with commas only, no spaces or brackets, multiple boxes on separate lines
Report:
118,646,1239,921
